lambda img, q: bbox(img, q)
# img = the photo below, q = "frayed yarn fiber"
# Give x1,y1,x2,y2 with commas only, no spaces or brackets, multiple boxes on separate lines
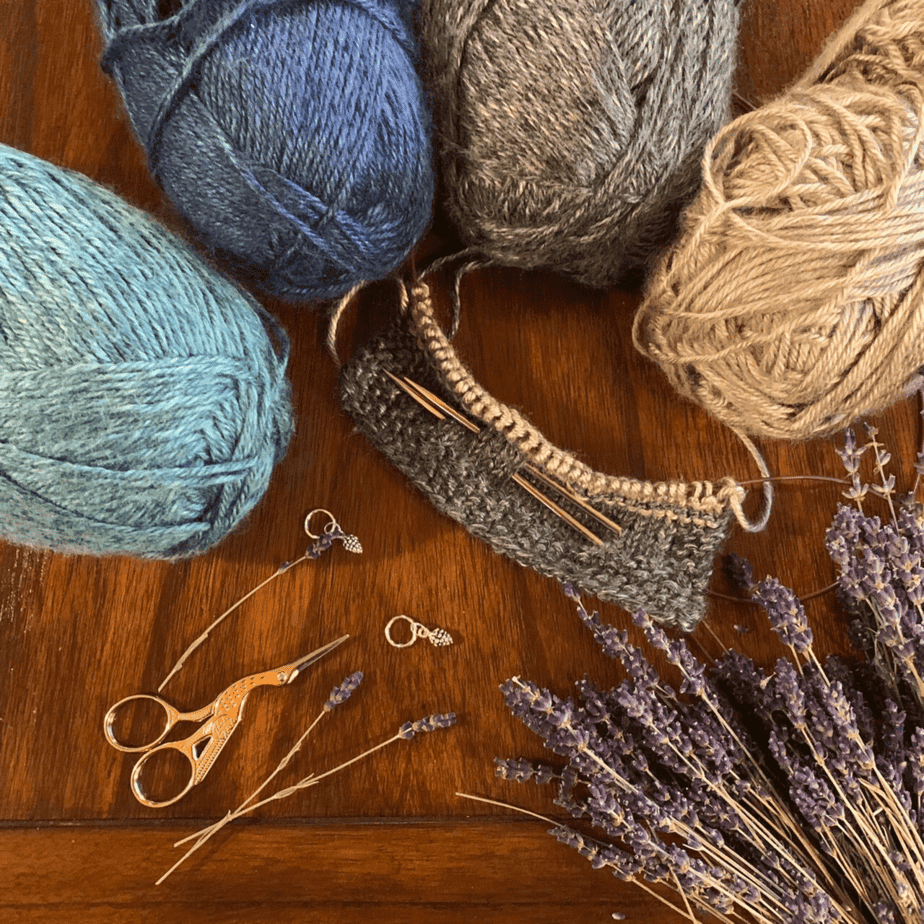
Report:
0,144,293,558
96,0,434,302
635,0,924,441
420,0,739,288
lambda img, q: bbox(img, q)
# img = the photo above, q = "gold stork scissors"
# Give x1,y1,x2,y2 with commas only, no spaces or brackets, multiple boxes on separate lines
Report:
103,634,349,808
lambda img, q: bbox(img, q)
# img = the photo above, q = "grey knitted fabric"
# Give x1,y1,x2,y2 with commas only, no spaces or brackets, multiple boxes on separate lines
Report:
419,0,740,287
339,282,745,631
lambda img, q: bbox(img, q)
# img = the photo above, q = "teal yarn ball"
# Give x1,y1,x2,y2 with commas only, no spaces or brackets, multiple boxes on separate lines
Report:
0,144,293,558
97,0,435,302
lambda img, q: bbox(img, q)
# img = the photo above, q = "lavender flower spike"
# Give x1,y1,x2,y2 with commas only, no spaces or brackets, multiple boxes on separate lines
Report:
837,427,868,505
399,713,457,739
754,577,813,654
325,671,364,712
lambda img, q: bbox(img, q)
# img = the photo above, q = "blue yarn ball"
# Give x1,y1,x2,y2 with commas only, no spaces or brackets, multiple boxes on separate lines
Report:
0,144,293,558
97,0,434,302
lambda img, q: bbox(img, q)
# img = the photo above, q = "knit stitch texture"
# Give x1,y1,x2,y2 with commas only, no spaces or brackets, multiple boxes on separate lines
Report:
0,144,293,558
420,0,739,287
96,0,434,302
339,281,741,630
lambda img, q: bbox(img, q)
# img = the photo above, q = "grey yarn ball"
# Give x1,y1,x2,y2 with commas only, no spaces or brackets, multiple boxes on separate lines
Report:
421,0,739,287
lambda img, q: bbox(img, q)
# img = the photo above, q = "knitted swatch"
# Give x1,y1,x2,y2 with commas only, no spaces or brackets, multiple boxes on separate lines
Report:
339,281,745,631
96,0,434,302
419,0,739,287
635,0,924,441
0,144,292,558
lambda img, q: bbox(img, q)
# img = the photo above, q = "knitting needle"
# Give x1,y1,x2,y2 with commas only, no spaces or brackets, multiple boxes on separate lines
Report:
394,373,603,547
405,376,624,538
384,370,615,547
397,374,622,538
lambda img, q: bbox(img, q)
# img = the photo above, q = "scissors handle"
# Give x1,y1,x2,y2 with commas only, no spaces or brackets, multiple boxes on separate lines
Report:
103,694,213,752
105,674,279,808
127,709,239,808
129,741,198,808
105,635,350,807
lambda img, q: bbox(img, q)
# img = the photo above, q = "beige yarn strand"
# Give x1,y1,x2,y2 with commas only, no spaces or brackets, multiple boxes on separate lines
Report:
405,279,750,524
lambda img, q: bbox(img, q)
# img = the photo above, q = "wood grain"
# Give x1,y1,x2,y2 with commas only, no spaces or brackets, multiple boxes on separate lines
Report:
0,1,918,922
0,823,682,924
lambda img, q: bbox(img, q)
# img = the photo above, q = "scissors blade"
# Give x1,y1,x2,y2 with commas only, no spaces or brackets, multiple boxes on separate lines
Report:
285,633,350,683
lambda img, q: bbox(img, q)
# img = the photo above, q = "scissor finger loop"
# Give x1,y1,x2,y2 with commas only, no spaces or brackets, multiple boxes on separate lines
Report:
104,694,186,752
129,741,198,808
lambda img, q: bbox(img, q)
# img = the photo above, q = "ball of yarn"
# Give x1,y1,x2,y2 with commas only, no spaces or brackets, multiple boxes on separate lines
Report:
419,0,739,287
96,0,434,302
634,0,924,441
0,144,293,558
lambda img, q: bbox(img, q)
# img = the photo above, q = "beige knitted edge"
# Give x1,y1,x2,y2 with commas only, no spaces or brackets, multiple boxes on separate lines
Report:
405,281,746,526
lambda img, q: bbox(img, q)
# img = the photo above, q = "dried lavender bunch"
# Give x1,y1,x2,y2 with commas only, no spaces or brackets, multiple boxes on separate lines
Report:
498,428,924,924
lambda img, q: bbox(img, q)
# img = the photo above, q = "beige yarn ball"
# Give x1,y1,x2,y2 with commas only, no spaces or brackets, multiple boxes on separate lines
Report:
634,0,924,441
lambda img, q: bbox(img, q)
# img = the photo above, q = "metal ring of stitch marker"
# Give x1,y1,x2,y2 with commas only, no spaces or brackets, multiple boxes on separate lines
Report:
304,508,337,539
385,615,453,648
385,614,421,647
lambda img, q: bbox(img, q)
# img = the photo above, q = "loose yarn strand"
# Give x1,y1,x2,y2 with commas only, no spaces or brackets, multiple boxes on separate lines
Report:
726,429,774,533
327,281,374,368
418,248,489,339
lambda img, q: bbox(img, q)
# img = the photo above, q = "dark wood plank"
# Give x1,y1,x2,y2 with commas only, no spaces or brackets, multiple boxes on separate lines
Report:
0,822,682,924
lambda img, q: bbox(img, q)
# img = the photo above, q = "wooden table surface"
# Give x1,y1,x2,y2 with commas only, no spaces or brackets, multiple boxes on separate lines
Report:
1,2,918,922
